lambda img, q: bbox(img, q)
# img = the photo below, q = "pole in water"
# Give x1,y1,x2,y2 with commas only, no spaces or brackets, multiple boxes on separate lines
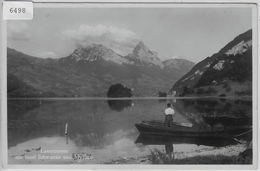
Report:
65,123,68,135
66,135,69,144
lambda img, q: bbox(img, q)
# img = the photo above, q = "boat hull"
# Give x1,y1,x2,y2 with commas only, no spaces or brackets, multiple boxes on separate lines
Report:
135,134,238,147
135,120,252,138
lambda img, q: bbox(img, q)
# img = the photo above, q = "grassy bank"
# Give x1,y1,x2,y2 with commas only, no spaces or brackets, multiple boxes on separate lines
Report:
150,149,252,164
104,153,252,165
104,143,252,165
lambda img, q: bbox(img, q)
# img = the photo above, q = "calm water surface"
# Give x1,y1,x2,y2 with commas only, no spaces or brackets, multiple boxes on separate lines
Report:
8,98,252,164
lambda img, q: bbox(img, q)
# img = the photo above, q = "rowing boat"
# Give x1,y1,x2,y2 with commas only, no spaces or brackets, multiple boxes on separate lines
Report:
135,120,252,138
135,134,238,147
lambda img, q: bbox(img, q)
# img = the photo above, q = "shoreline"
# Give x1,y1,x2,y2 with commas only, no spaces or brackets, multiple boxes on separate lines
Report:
104,142,252,164
7,95,252,101
8,141,252,165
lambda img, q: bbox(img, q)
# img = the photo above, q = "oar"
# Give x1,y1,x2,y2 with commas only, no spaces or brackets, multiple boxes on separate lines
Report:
234,129,252,137
142,104,193,127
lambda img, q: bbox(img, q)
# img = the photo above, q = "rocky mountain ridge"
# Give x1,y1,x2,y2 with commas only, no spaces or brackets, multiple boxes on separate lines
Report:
7,41,194,97
127,41,165,69
163,58,195,70
169,29,252,97
70,44,133,65
63,41,193,69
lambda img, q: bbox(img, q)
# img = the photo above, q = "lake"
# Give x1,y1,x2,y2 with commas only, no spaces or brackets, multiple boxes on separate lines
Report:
7,98,252,164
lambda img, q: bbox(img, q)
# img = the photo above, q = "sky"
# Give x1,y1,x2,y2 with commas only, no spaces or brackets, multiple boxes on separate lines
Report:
7,6,253,63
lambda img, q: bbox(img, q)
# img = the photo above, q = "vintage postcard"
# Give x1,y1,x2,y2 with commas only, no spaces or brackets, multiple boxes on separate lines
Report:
0,1,258,170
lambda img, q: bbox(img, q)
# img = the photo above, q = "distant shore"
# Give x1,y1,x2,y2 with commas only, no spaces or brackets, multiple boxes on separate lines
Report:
7,95,252,101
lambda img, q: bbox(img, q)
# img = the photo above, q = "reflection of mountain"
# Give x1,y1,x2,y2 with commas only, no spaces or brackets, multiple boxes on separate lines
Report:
8,99,252,149
107,100,132,112
9,99,163,149
135,134,238,147
73,129,135,148
8,123,65,148
8,119,137,149
8,100,54,120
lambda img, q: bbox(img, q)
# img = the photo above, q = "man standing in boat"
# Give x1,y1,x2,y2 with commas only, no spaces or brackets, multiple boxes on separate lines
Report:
165,103,174,127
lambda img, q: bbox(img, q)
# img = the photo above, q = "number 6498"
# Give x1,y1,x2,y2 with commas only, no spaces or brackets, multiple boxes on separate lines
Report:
10,8,26,13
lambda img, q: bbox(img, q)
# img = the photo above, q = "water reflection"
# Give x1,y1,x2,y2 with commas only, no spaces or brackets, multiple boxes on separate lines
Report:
165,143,174,155
171,98,252,126
8,98,252,164
107,100,132,112
202,117,252,127
8,129,163,164
158,99,167,103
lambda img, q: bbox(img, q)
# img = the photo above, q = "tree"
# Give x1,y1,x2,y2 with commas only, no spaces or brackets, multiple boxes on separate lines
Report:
158,91,167,97
182,86,195,96
223,82,229,88
205,87,217,94
196,88,205,95
219,93,226,97
226,85,231,92
107,83,133,98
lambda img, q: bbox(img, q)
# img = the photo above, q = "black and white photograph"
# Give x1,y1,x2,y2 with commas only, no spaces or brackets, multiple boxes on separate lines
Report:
1,1,258,169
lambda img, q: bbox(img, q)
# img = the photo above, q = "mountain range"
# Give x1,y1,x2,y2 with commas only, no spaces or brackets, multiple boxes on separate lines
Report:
7,41,195,97
169,29,252,97
7,29,253,98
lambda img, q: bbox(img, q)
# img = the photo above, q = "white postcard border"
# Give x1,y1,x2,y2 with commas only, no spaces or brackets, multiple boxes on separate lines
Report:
1,1,259,170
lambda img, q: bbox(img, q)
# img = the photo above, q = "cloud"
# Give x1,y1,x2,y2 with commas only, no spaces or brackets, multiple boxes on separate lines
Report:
7,21,32,41
37,52,58,59
61,24,140,55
